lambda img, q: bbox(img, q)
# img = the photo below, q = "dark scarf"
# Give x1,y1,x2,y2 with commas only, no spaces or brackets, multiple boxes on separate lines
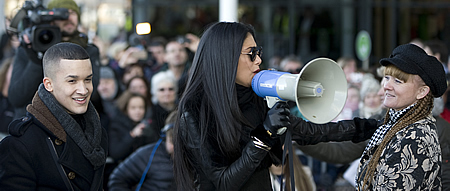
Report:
236,83,266,128
27,84,105,169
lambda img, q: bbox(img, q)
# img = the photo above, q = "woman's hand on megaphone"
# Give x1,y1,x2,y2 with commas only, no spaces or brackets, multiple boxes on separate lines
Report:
264,102,291,138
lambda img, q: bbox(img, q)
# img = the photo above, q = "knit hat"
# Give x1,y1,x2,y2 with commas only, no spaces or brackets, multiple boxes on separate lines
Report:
47,0,80,17
380,43,447,97
100,66,115,79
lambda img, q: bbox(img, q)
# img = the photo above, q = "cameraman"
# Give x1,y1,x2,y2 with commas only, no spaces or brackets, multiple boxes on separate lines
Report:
8,0,101,120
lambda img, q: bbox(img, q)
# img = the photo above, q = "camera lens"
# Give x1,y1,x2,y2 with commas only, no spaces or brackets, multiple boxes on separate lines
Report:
31,25,62,52
38,29,55,44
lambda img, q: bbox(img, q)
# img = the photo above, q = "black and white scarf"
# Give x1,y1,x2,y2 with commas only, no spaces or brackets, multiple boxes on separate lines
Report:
363,104,415,155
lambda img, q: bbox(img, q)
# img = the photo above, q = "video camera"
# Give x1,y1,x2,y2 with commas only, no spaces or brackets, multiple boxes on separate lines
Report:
9,0,69,52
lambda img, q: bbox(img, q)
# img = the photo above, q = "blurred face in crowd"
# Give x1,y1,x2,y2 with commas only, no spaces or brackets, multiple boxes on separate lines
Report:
44,59,93,114
343,60,356,82
364,91,382,109
122,65,144,85
236,33,261,87
149,45,166,65
128,78,148,98
164,42,188,67
127,96,146,122
283,61,302,74
345,87,360,111
423,46,441,62
54,9,79,36
98,78,117,100
377,78,386,106
156,81,176,106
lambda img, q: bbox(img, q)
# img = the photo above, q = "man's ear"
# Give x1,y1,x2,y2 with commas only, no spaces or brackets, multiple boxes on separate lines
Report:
43,77,53,92
417,86,430,99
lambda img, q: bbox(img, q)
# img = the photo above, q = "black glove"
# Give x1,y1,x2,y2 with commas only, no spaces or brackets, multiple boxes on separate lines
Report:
263,102,291,138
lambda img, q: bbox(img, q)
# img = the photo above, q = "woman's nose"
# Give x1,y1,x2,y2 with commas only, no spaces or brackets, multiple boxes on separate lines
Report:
383,79,392,90
255,55,262,65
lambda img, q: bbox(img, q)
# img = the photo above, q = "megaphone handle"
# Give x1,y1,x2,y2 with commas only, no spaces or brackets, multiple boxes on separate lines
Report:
265,96,288,136
265,96,281,108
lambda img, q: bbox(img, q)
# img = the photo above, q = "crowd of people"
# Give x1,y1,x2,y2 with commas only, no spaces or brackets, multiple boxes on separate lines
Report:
0,0,449,190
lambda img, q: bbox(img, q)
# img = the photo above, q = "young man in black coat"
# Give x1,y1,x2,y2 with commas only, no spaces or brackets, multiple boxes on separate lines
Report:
8,0,102,120
0,42,108,191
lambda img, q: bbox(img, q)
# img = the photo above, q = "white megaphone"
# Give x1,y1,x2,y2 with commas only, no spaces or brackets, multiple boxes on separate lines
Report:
251,58,348,124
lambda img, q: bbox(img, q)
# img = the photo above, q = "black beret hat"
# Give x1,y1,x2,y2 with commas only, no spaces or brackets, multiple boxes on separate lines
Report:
380,43,447,97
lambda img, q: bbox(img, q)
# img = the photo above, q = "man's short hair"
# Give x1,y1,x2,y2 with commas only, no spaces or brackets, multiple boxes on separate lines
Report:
43,42,90,77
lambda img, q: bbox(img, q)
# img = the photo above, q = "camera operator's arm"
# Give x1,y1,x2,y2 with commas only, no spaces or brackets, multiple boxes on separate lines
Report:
8,46,44,116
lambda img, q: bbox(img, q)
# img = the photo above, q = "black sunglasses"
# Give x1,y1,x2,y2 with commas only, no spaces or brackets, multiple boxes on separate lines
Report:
241,46,263,62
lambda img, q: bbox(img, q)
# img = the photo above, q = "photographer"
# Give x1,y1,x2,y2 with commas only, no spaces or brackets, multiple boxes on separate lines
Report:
8,0,101,120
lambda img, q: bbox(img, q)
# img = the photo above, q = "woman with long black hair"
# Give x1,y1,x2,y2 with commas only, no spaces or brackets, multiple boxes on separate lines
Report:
173,22,291,190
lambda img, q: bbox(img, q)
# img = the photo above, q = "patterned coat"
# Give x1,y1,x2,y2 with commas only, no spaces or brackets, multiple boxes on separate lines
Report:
356,114,441,190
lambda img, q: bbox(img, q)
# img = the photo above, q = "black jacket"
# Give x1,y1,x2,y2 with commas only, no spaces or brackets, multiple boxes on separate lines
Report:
108,110,158,162
179,111,277,191
0,93,14,133
178,84,381,191
178,85,282,191
108,141,175,191
151,103,171,132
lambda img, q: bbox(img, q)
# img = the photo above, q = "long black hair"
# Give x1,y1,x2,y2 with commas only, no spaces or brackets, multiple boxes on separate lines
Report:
173,22,256,190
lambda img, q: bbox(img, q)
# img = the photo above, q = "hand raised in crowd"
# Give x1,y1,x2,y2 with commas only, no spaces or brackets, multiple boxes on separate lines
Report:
118,46,142,68
130,122,146,138
184,33,200,53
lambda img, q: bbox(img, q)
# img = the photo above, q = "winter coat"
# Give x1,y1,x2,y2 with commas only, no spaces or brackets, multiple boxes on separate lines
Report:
108,142,175,191
0,88,108,190
151,103,171,132
0,93,14,134
108,110,158,162
178,85,282,191
356,114,441,190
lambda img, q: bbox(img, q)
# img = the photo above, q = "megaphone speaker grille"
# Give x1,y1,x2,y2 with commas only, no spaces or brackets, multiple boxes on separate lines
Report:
296,58,347,124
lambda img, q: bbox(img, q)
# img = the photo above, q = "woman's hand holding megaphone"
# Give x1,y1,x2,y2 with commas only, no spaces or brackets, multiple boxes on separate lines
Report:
263,102,291,138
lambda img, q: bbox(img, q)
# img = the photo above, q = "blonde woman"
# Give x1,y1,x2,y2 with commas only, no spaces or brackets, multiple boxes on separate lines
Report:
293,44,446,190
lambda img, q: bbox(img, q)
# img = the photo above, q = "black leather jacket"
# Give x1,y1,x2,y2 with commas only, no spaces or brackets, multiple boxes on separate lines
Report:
291,117,381,145
178,111,276,191
179,112,380,191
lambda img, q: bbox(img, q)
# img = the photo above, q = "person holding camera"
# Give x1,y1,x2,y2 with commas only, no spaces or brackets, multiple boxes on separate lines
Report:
8,0,101,120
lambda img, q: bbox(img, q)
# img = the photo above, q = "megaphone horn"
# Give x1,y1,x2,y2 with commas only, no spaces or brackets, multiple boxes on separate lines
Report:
251,58,348,124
